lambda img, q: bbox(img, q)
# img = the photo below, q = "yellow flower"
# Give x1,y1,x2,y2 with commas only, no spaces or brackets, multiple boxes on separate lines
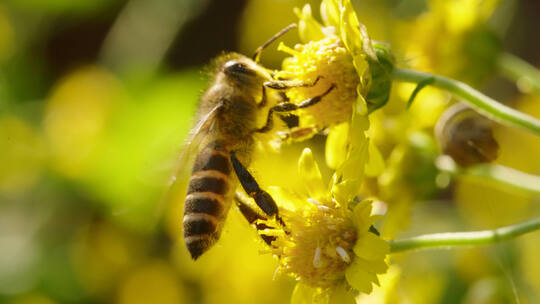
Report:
261,148,389,303
276,0,394,136
272,0,389,190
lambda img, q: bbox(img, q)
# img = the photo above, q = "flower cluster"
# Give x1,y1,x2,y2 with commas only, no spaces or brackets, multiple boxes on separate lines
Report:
245,0,537,302
250,2,394,301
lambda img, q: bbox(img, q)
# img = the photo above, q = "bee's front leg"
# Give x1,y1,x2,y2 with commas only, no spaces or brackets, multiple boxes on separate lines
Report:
264,75,322,90
255,83,336,133
257,85,268,108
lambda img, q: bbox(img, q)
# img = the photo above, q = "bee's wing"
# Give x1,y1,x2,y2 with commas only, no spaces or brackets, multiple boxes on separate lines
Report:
175,103,222,179
153,104,222,226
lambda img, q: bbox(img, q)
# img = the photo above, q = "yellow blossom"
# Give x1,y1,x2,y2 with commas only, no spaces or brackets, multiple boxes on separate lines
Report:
262,148,389,303
275,0,394,136
271,1,390,202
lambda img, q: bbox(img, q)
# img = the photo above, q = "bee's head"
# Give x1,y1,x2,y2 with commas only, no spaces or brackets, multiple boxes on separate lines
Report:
221,55,269,87
223,60,254,77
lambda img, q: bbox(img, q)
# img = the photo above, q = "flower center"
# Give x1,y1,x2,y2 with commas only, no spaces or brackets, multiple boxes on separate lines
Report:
274,202,357,288
278,36,360,130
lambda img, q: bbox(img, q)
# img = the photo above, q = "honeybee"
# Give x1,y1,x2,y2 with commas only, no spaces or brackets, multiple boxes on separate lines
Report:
172,25,336,259
435,103,499,167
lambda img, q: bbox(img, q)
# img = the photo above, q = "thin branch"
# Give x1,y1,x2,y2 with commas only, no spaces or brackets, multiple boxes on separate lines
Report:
497,52,540,93
392,68,540,136
435,157,540,196
389,217,540,253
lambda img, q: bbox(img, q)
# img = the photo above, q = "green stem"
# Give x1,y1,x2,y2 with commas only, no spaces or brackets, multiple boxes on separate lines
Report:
461,165,540,196
497,52,540,93
389,217,540,253
462,165,540,196
392,68,540,136
436,158,540,196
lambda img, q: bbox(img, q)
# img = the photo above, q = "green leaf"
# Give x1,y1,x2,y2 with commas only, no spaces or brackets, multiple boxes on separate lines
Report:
406,76,435,109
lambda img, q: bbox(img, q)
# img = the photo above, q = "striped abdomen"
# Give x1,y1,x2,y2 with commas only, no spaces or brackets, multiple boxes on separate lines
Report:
184,142,233,260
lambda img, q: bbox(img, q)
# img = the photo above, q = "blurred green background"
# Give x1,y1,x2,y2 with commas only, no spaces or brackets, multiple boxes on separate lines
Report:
1,0,539,303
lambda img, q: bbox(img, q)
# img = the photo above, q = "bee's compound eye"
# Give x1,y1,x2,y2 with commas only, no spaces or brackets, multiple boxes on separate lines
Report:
224,61,253,76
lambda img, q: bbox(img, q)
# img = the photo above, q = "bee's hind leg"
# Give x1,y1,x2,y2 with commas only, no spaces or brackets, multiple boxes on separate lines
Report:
255,83,336,133
230,151,285,228
230,151,278,217
234,192,277,246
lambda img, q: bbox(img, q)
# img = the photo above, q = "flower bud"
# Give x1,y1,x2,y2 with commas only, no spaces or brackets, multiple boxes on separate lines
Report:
435,103,499,167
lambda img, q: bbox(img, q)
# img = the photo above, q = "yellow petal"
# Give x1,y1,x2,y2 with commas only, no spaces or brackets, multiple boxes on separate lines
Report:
352,201,373,231
295,5,325,43
335,0,374,98
364,140,385,177
349,257,388,274
267,186,304,211
340,135,368,182
291,283,315,304
328,283,356,304
339,0,362,59
331,178,361,207
345,262,376,294
353,233,390,261
338,0,376,61
331,120,369,204
355,88,368,116
358,23,377,61
298,148,327,200
349,110,369,143
325,123,349,169
320,0,340,27
291,283,329,304
356,265,402,303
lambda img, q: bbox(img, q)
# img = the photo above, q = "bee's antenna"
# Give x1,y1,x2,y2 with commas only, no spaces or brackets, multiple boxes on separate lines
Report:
252,23,297,63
